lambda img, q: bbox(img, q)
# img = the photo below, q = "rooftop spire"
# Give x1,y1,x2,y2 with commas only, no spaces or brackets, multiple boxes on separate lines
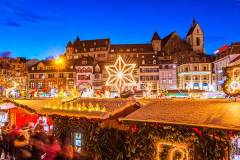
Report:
151,31,161,42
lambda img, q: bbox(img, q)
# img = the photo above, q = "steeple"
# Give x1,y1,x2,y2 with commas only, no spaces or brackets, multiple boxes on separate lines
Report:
186,19,204,53
67,41,73,47
151,31,161,52
151,31,161,42
73,36,81,47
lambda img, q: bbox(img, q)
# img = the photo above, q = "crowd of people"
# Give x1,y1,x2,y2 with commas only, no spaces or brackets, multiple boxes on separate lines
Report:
0,122,94,160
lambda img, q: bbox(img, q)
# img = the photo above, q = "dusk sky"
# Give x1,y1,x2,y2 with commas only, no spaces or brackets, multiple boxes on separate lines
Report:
0,0,240,59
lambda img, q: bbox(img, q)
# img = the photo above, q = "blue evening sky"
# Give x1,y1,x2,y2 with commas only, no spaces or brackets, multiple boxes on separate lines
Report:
0,0,240,59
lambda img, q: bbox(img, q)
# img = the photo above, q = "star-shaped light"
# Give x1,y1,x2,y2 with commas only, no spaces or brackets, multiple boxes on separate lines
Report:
105,56,136,93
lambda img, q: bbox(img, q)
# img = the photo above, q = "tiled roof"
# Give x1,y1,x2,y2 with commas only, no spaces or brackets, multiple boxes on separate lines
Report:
230,54,240,64
110,44,153,53
120,99,240,130
71,37,110,53
216,42,240,60
186,20,198,36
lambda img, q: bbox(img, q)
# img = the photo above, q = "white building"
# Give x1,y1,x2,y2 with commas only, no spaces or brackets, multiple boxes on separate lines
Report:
213,43,240,91
178,61,213,91
159,63,177,90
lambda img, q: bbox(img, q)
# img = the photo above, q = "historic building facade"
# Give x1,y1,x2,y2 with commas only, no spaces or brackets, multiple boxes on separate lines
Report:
26,19,233,96
0,57,28,97
177,56,213,91
213,43,240,91
27,59,76,96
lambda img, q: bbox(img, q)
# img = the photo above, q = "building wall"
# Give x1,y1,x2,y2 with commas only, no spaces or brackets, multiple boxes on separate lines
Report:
213,54,240,91
177,63,213,91
159,64,177,90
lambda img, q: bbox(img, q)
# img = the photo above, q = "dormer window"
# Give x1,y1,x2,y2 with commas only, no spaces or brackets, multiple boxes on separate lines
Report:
82,59,88,65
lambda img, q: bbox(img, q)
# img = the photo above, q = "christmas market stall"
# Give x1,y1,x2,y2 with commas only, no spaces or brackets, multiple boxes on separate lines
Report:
9,98,138,154
0,99,53,130
6,98,240,160
120,99,240,160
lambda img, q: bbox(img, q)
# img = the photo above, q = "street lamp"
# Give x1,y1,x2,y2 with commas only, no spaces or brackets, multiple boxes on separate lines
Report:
55,57,64,97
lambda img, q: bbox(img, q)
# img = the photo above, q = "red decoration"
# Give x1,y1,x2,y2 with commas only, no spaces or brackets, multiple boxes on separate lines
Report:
130,124,139,133
192,127,202,136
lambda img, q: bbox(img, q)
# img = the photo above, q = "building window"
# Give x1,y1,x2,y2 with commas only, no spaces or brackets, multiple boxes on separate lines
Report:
68,80,74,85
184,67,189,72
194,66,198,71
69,73,73,78
39,74,44,79
30,81,35,89
78,75,90,80
169,79,172,84
203,66,207,71
153,60,156,64
30,74,34,79
32,67,34,71
165,65,168,69
38,82,43,89
196,37,200,46
142,60,145,65
48,74,54,78
59,73,64,78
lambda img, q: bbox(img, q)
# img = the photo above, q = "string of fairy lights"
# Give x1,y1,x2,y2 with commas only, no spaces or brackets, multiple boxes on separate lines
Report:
44,102,106,112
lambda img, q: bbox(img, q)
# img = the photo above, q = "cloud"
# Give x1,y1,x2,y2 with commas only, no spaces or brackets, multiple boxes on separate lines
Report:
0,20,21,27
0,0,66,26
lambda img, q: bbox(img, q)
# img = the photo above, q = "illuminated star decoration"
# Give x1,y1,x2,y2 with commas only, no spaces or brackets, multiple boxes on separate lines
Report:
105,56,136,93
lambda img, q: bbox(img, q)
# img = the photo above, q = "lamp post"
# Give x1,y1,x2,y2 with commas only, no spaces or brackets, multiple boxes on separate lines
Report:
55,57,63,98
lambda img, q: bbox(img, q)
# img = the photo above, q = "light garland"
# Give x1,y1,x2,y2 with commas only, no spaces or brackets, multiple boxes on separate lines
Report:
44,102,106,112
105,56,136,93
156,141,189,160
226,67,240,94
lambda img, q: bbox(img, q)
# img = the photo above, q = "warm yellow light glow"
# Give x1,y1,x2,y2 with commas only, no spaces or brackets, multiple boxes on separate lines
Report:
55,57,63,65
105,56,136,93
156,141,189,160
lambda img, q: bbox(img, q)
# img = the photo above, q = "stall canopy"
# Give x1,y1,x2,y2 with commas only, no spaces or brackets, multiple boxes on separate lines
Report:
7,98,137,119
120,99,240,131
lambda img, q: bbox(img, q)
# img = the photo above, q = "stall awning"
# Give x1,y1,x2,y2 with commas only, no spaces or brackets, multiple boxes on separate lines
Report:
120,99,240,131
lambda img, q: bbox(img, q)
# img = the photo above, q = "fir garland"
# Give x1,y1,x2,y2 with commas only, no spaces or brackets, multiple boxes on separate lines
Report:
52,115,236,160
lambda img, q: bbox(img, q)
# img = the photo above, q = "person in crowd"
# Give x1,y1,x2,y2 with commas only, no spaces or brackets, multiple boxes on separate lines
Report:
14,134,31,160
7,125,19,158
29,133,47,160
56,138,74,160
42,135,61,160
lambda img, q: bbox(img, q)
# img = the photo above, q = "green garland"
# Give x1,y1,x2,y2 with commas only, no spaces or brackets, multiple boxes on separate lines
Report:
52,115,236,160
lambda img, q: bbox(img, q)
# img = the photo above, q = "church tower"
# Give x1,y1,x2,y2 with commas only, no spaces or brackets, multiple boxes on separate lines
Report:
186,19,204,53
66,41,74,55
151,31,161,52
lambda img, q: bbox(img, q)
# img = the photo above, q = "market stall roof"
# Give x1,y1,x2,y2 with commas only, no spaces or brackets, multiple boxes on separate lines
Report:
120,99,240,131
6,98,136,119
